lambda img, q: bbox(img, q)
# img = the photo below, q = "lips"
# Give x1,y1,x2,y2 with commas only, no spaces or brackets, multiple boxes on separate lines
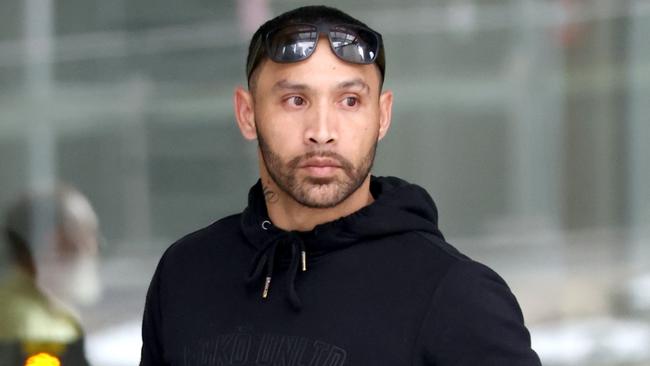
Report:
299,157,342,177
300,157,342,169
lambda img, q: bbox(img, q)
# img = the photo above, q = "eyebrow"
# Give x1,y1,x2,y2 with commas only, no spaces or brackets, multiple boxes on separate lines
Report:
272,79,309,92
270,78,371,94
335,79,370,94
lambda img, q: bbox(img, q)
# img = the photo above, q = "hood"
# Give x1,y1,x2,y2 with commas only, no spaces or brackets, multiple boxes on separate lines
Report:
240,175,444,310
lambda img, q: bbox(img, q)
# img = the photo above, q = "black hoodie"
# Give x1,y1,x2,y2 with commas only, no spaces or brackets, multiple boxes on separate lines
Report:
140,176,541,366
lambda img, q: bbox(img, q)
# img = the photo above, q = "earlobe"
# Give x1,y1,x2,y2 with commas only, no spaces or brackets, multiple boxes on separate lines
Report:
377,90,393,141
234,86,257,140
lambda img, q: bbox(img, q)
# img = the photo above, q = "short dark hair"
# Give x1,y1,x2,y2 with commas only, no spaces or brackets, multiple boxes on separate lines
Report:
245,5,386,88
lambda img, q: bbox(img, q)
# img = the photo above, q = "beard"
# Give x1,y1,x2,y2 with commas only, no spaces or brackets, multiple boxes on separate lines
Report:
257,128,377,209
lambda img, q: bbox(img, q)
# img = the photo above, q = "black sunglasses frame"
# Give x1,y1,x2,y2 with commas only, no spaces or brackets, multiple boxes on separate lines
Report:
264,23,382,64
246,22,384,82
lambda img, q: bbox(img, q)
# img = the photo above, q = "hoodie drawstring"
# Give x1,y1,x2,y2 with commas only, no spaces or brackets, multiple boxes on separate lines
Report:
246,228,307,311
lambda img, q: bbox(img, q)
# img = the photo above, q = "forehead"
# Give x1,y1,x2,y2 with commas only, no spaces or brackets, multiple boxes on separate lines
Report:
253,39,381,93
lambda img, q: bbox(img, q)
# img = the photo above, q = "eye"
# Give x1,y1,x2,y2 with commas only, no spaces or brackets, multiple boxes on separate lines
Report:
287,96,306,107
343,96,359,108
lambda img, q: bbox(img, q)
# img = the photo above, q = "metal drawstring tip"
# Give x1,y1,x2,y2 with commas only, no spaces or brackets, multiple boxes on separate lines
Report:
301,250,307,272
262,276,271,299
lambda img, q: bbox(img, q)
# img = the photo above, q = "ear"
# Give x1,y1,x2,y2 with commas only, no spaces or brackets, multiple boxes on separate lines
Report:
233,86,257,140
377,89,393,141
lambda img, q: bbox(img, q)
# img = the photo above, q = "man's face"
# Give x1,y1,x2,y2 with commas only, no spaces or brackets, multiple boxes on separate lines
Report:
239,38,392,208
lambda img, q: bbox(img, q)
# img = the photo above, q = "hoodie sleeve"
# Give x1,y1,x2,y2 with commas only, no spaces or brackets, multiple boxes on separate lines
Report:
140,255,167,366
415,260,541,366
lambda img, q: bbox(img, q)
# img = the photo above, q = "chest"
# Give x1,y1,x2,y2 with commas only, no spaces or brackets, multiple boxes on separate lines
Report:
157,250,438,366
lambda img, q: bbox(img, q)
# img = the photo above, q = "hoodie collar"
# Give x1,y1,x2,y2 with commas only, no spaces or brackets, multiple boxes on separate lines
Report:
240,176,444,310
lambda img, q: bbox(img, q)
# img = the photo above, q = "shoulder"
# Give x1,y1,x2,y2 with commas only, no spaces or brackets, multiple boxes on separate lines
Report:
411,231,470,261
148,213,244,282
408,235,520,322
173,213,242,247
384,230,471,277
413,250,541,364
433,259,519,313
394,232,525,328
369,229,525,319
162,213,242,259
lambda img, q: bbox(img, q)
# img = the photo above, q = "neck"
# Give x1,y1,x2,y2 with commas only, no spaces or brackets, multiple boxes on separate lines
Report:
259,166,374,232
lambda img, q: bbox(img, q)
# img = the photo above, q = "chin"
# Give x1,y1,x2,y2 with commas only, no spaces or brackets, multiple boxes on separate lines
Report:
294,181,355,209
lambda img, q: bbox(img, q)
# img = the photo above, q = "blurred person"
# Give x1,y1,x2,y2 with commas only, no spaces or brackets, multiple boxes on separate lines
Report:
141,5,541,365
0,185,100,366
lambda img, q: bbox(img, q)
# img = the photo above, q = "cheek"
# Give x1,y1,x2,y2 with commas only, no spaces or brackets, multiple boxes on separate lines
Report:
257,117,303,155
343,125,378,158
344,115,379,144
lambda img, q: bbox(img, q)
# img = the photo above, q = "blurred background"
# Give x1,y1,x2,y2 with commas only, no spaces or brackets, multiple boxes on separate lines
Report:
0,0,648,364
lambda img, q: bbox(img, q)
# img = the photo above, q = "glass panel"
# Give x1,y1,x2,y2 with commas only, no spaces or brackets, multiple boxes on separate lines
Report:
1,0,648,365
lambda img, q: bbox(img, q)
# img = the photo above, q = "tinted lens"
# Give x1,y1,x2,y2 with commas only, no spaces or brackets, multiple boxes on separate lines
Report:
329,25,379,64
266,25,319,62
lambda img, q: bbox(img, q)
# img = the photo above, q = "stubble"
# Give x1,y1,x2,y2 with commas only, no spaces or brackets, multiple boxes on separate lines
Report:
257,127,377,209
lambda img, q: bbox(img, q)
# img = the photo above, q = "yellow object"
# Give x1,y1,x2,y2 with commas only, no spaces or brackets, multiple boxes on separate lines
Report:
0,269,82,342
24,352,61,366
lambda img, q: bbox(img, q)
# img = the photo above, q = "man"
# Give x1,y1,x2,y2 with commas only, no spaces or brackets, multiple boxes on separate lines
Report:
140,5,541,365
0,185,100,366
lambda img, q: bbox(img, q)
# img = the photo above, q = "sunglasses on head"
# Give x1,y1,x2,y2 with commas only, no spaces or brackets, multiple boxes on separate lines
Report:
247,22,384,80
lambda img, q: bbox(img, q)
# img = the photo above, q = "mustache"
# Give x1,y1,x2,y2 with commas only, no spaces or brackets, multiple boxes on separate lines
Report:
287,151,355,178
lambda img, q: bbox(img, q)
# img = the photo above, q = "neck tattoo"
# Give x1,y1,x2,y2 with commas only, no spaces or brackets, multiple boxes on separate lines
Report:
263,181,279,204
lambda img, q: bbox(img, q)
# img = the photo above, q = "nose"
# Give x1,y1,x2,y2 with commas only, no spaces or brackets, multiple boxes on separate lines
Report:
304,103,337,145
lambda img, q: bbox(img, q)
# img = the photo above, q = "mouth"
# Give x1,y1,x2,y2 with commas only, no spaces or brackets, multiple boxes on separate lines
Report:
300,157,342,168
299,157,343,177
